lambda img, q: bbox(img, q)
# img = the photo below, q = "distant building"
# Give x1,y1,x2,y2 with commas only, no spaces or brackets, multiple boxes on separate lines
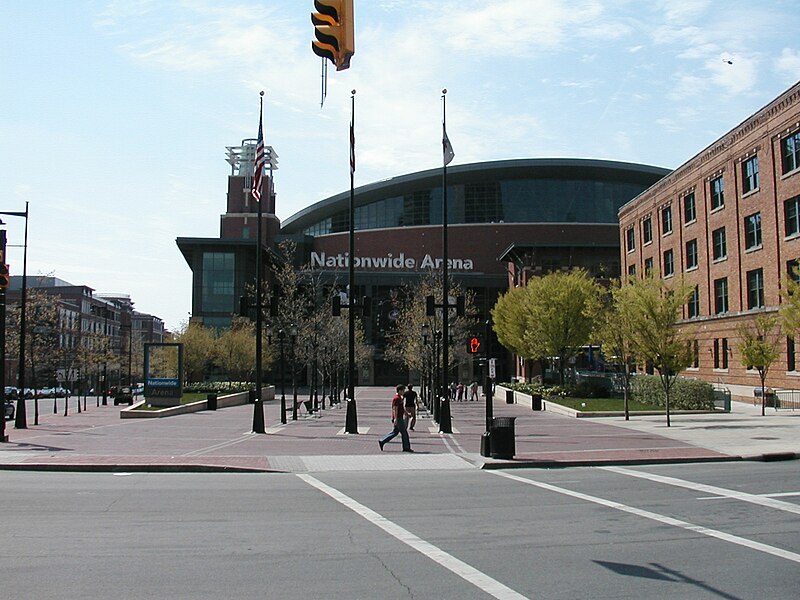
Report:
619,81,800,392
5,276,165,390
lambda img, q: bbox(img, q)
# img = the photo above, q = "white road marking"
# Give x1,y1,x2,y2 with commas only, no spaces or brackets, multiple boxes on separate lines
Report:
601,466,800,516
489,470,800,565
298,474,529,600
698,491,800,500
183,432,259,456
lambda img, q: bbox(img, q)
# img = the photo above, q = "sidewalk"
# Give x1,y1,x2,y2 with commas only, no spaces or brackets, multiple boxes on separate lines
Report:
0,388,797,473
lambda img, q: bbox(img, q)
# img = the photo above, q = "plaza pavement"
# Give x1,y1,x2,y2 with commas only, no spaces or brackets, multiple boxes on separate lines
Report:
0,386,797,473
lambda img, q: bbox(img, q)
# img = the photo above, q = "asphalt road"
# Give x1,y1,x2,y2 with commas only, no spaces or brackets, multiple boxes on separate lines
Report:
2,462,799,599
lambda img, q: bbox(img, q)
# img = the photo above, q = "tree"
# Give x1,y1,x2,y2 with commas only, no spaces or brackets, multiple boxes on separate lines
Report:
384,272,476,389
214,318,255,385
492,269,603,384
615,275,694,427
596,281,638,420
780,268,800,334
491,286,529,360
737,312,781,416
174,321,216,383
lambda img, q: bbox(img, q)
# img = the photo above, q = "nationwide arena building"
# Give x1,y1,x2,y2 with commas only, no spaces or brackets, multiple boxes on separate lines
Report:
178,152,668,385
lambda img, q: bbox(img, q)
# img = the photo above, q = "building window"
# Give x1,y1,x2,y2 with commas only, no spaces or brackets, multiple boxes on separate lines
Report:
628,264,636,277
714,277,728,314
788,337,797,372
663,249,674,277
722,338,729,369
201,252,235,313
644,257,653,275
464,182,503,223
782,131,800,175
710,176,724,210
712,227,727,261
683,192,696,224
785,196,800,237
626,227,635,252
714,339,730,369
642,217,652,244
661,205,673,235
685,239,698,270
744,212,762,250
687,286,700,318
747,268,764,309
742,155,759,194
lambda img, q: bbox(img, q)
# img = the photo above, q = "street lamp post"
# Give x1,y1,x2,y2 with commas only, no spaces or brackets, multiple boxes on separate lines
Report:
433,329,442,423
102,308,110,406
421,324,429,412
0,228,7,442
1,204,29,429
268,325,296,425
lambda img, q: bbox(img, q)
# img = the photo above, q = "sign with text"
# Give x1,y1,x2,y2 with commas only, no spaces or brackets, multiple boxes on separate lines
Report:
144,343,183,406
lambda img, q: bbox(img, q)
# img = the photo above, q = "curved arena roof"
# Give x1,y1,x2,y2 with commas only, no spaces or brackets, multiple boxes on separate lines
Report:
281,158,670,235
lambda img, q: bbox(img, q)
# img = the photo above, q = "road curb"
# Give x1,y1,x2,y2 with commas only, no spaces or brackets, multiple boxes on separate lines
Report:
0,463,284,474
480,455,743,470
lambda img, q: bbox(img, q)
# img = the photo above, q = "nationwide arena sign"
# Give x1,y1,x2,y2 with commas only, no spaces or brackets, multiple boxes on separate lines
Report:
310,251,475,272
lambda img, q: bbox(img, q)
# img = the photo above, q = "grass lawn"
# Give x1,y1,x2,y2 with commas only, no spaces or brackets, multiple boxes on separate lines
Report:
548,397,662,412
133,392,209,411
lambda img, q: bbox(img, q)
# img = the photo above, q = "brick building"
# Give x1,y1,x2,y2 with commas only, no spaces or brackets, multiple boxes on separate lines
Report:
618,81,800,392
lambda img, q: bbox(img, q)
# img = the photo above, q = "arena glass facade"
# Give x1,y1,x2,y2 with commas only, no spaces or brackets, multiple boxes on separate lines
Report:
280,158,669,385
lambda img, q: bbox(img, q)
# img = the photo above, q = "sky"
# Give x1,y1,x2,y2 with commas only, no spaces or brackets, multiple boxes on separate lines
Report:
1,0,799,332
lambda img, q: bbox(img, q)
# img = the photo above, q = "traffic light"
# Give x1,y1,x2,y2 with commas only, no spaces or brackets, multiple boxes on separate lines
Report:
426,295,435,317
0,263,9,289
311,0,355,71
456,295,465,316
467,336,482,354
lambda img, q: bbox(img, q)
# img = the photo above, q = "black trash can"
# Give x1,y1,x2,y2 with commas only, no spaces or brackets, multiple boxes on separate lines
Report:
505,389,514,404
207,393,218,411
490,416,516,459
532,393,543,411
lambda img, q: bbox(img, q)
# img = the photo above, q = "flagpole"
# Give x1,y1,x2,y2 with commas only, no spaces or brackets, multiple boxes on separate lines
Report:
439,89,452,434
252,91,266,434
345,89,358,434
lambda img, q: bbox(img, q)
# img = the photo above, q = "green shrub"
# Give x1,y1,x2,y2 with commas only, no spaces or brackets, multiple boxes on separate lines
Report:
183,382,252,395
630,375,715,410
502,382,570,397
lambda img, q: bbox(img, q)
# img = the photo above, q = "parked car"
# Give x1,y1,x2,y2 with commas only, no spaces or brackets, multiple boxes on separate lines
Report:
53,386,70,397
113,387,134,406
39,387,56,398
4,386,19,400
4,399,14,421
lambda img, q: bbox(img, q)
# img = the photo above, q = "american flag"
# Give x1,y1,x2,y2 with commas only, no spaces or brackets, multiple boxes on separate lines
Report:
350,121,355,176
443,127,455,166
252,101,265,202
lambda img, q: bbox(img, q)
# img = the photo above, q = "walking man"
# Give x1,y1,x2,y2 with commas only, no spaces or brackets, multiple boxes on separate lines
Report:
403,384,419,431
379,384,413,452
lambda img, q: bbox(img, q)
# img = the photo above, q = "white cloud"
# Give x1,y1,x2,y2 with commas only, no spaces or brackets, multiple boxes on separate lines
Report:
775,48,800,81
443,0,608,57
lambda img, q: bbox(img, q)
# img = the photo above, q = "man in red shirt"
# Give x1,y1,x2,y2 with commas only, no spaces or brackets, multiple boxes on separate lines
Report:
378,384,413,452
